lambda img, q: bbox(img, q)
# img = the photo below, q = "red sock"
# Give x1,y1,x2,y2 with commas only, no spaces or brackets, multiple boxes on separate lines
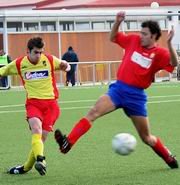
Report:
67,118,91,145
152,138,171,163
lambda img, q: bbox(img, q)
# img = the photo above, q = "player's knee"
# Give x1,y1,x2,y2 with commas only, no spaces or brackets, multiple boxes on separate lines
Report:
28,117,42,134
31,126,42,134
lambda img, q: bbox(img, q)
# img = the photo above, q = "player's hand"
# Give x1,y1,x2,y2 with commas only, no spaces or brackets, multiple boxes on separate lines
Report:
60,60,71,72
65,63,71,72
116,11,126,23
167,25,174,43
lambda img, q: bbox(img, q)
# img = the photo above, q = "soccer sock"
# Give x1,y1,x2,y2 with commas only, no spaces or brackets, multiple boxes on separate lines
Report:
152,138,171,163
32,134,44,160
23,150,35,171
67,118,92,145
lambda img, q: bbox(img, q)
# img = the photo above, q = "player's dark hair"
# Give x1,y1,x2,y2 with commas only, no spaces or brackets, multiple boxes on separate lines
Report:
141,20,161,40
27,37,44,51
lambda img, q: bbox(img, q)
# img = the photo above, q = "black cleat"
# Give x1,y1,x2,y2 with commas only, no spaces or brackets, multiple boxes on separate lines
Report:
54,129,71,154
34,155,46,176
166,155,179,169
8,165,27,174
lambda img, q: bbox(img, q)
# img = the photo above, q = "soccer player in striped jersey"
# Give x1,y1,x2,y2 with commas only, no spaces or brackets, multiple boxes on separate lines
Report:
0,36,70,175
54,12,179,169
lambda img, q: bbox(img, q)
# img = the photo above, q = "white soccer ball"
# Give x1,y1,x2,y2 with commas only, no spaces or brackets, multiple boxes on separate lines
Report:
112,133,137,155
150,2,159,9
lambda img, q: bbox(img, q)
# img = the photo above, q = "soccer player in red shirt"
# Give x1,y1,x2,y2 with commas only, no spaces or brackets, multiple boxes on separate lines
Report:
55,12,179,168
0,37,71,175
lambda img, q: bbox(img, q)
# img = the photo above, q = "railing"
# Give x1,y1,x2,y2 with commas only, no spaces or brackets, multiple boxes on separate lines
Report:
155,68,177,82
67,61,120,86
0,60,179,90
7,61,120,89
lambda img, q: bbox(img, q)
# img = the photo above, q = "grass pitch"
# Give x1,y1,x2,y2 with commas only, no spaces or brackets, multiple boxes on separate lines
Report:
0,82,180,185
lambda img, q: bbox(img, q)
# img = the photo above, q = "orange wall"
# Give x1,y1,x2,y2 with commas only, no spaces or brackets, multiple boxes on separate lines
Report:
60,30,169,83
60,32,123,61
60,30,168,61
6,30,169,85
7,30,168,61
8,33,59,60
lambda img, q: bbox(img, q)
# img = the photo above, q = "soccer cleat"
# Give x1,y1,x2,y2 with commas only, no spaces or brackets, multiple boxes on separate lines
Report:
8,165,27,174
34,155,46,176
54,129,71,154
166,155,179,169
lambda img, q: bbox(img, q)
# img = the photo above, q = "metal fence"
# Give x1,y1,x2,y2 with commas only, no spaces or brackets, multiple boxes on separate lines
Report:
0,60,179,90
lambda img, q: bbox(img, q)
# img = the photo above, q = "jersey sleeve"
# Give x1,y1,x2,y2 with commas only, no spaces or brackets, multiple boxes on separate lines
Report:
0,60,18,76
114,32,137,49
158,48,174,73
163,63,174,73
53,56,62,70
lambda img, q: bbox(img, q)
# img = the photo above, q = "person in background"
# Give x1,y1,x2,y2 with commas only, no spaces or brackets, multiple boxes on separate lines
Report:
0,36,70,175
54,12,179,169
0,49,11,88
62,46,79,86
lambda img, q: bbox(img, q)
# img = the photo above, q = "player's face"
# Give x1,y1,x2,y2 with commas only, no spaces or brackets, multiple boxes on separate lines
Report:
28,47,44,63
140,27,156,48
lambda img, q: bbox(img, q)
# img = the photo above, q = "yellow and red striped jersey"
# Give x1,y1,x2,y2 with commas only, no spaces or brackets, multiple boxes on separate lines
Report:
0,54,62,99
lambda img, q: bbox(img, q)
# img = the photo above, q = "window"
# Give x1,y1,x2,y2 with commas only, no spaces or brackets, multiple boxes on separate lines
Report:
0,22,3,32
137,21,142,30
124,21,138,30
76,22,90,30
106,21,114,30
24,22,39,31
59,21,74,31
168,11,172,21
7,22,22,32
158,20,167,29
41,21,56,31
91,21,105,30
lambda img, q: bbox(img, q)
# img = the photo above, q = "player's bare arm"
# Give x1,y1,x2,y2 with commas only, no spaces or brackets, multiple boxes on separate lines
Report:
110,11,125,42
60,60,71,72
167,26,179,66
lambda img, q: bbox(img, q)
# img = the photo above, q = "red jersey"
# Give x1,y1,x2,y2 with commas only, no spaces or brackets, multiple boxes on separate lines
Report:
114,33,174,89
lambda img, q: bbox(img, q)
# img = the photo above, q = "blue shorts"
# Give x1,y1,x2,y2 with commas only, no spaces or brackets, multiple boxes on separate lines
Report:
107,80,147,117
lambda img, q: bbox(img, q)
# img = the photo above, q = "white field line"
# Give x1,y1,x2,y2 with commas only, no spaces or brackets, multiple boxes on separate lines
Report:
0,99,95,108
0,106,92,114
1,97,180,114
148,99,180,104
1,82,180,93
1,94,180,109
148,94,180,99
